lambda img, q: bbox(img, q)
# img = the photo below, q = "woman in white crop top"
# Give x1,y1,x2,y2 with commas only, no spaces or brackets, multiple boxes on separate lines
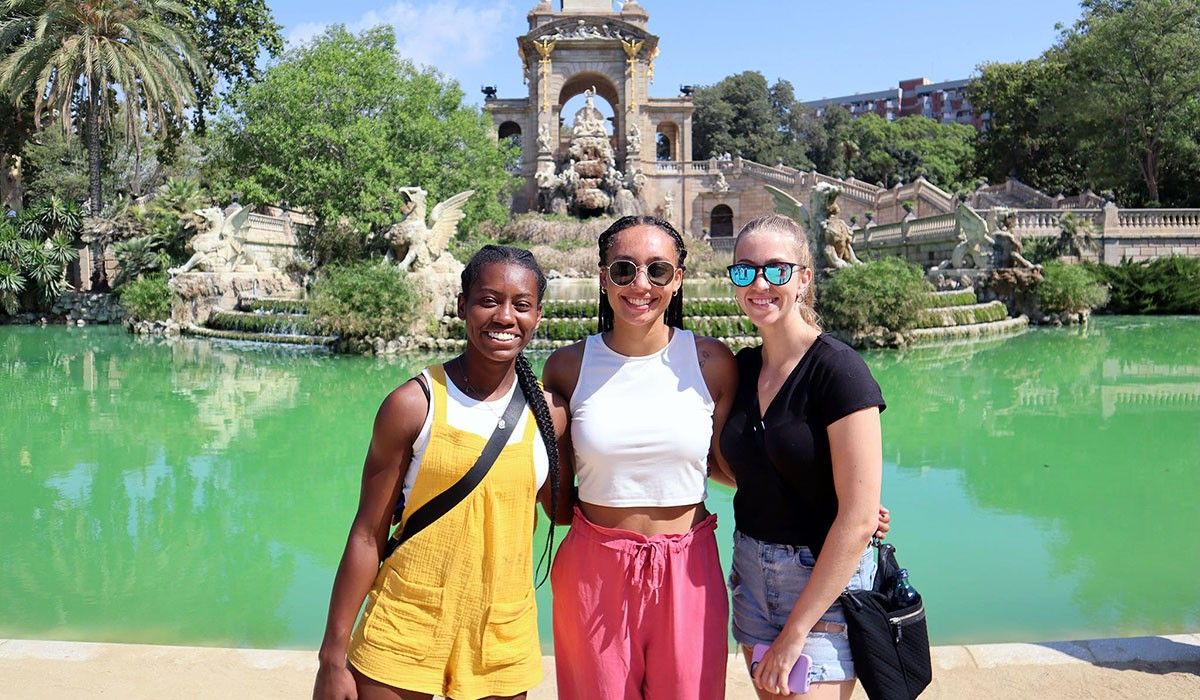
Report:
543,216,739,700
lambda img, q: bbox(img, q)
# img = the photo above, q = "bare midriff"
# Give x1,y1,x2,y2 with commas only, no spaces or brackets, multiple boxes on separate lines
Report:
579,501,710,536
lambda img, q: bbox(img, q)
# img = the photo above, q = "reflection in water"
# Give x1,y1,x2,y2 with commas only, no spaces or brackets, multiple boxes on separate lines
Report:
867,317,1200,642
1,327,434,648
1,320,1197,650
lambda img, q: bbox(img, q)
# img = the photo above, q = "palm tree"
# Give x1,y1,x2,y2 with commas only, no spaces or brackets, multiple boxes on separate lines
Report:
1053,212,1099,259
0,0,203,217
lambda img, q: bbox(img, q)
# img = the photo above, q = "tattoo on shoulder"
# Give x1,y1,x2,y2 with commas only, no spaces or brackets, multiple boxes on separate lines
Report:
699,349,711,368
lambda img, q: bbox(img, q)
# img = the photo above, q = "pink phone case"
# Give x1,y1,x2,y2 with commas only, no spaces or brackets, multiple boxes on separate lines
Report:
751,644,812,694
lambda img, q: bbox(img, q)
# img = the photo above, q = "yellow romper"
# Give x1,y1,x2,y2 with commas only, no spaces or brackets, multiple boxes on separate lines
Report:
348,365,543,698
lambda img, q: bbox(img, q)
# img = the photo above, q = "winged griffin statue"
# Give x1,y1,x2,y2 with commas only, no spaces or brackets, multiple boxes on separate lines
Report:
170,205,256,275
764,183,863,270
387,187,474,272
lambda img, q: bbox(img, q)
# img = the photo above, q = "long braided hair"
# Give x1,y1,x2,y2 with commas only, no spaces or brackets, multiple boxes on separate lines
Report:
596,215,687,332
460,245,560,587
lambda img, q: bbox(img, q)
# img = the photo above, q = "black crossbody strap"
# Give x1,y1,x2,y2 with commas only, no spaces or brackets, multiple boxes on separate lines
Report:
387,384,527,555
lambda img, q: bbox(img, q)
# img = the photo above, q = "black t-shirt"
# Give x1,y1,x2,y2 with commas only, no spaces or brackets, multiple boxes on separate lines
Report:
719,334,886,555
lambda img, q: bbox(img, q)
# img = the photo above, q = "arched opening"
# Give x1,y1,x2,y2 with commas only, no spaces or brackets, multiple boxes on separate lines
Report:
498,121,522,143
559,73,621,144
557,74,622,218
710,204,734,237
498,121,522,172
656,121,679,161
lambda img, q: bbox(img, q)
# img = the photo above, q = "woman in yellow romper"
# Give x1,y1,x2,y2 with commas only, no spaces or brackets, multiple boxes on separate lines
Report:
314,246,570,700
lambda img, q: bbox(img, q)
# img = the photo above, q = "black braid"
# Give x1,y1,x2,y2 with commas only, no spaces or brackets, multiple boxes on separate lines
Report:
596,215,687,332
515,353,559,588
461,244,559,587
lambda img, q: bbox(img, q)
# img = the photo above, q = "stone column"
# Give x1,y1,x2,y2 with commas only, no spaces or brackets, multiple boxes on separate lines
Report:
1101,201,1119,264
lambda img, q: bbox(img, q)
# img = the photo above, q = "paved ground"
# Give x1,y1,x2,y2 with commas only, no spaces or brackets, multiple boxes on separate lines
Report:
1,634,1197,699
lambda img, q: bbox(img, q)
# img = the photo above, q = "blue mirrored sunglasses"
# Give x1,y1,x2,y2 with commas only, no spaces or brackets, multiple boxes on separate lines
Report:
727,262,801,287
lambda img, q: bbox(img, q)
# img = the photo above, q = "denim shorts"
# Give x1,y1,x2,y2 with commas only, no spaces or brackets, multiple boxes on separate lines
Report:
728,530,877,683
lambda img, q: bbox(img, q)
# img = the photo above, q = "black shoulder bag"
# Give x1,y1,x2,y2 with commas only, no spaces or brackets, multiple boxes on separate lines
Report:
381,378,527,560
839,540,933,700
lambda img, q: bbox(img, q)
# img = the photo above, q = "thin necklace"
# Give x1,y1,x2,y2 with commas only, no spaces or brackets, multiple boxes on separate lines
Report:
458,357,509,429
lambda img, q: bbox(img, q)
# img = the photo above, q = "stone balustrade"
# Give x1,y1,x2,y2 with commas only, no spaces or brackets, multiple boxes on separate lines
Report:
1117,209,1200,232
857,203,1200,265
860,222,903,244
906,212,957,240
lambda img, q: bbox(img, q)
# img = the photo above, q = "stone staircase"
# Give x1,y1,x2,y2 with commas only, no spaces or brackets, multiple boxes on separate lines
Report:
907,288,1027,346
182,299,337,348
442,297,761,351
176,291,1025,352
439,290,1027,351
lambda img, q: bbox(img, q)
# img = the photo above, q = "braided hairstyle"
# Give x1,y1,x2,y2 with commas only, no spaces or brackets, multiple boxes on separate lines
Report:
461,245,561,587
596,215,687,332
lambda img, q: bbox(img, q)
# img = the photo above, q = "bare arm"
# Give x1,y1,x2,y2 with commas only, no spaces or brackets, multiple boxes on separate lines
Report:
538,387,576,525
753,407,882,695
313,380,426,699
697,336,739,488
540,343,584,523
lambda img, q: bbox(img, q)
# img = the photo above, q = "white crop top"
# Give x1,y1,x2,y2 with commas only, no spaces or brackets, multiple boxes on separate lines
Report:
404,368,548,504
569,330,713,507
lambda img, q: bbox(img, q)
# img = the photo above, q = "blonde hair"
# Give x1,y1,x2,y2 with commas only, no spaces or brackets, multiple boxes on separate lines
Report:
733,214,822,329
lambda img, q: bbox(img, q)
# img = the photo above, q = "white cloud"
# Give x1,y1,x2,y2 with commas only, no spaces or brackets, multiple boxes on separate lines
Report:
285,1,512,81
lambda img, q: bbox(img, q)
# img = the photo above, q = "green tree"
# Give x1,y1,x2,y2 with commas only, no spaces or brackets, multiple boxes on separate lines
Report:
848,114,978,191
1057,0,1200,205
176,0,283,133
803,106,856,178
969,58,1086,195
691,71,809,166
0,0,204,216
207,26,514,258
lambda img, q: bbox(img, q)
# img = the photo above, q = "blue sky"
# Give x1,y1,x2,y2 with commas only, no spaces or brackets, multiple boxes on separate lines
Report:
273,1,1085,107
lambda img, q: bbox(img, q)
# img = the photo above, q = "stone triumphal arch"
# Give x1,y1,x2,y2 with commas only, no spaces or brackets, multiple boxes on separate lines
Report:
485,0,693,223
487,2,1056,241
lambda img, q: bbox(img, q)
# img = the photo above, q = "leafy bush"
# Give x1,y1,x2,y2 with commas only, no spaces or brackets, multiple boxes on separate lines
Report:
683,235,727,277
308,261,421,338
117,274,172,321
818,258,932,333
922,289,976,308
207,312,319,335
1084,256,1200,314
0,204,80,314
1036,262,1109,314
1023,236,1058,266
242,299,311,315
109,178,211,287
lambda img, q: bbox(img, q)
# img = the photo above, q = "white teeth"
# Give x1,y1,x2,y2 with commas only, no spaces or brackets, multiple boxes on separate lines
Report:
487,331,517,341
749,298,775,306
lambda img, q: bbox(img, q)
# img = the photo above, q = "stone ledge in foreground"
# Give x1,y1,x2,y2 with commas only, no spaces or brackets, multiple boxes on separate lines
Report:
1,634,1196,699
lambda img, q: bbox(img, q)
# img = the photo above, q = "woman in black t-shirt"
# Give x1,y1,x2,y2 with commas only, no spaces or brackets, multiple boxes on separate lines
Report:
716,214,886,700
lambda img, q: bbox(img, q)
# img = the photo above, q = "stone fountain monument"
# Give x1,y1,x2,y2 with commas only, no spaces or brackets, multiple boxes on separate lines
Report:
169,204,302,326
537,88,642,218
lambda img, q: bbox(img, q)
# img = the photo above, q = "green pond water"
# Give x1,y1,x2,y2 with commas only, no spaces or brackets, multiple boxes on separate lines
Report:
2,318,1198,652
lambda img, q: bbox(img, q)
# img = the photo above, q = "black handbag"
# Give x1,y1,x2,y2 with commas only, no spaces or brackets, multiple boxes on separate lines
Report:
839,541,932,700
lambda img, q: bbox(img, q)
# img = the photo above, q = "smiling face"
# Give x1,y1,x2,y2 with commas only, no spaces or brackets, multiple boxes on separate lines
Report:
457,261,543,362
600,224,684,329
732,227,813,330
